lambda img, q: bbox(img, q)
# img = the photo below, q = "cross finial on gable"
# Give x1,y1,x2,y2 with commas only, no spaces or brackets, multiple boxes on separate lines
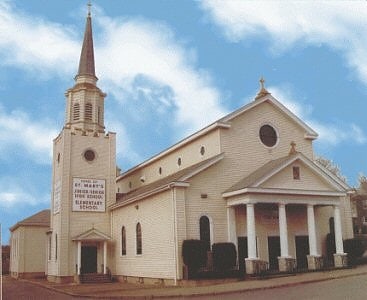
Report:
289,141,297,155
255,76,271,100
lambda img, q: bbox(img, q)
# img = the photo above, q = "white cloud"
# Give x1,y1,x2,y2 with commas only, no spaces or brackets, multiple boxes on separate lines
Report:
267,86,367,147
0,179,49,208
0,105,57,164
0,1,79,76
96,16,227,135
200,1,367,84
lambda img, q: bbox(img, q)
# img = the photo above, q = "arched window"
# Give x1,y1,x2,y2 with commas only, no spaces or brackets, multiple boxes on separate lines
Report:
136,223,142,255
200,216,211,251
73,103,80,121
85,103,93,121
121,226,126,255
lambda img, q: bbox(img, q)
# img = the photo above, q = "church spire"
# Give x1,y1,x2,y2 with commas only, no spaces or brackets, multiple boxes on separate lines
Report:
76,2,96,81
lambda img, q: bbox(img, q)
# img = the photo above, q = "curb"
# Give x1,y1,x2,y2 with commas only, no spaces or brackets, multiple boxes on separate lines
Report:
19,267,367,299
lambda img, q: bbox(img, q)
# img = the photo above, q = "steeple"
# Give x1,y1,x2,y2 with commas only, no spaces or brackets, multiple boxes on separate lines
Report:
75,2,97,82
64,2,106,133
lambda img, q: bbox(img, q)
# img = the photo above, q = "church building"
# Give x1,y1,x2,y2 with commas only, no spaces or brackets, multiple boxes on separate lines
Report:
10,9,353,284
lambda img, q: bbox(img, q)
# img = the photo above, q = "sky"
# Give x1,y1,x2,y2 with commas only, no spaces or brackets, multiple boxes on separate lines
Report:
1,0,367,244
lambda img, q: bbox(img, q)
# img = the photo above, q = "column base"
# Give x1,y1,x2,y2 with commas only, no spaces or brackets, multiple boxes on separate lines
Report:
307,255,324,270
245,258,268,275
278,257,296,272
334,253,348,268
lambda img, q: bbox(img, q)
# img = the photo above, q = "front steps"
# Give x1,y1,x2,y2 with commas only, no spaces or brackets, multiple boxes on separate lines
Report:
79,273,112,283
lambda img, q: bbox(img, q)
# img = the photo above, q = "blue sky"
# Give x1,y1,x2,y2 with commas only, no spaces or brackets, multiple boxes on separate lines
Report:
1,0,367,243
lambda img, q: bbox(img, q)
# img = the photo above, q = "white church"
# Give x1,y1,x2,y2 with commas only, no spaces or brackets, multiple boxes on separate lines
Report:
9,9,353,285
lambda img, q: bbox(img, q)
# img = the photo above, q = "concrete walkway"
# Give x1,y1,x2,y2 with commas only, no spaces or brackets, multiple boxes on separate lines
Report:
21,265,367,299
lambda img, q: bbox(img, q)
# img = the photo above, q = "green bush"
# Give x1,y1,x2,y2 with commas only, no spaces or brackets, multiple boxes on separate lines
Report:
212,242,237,272
344,238,365,266
182,239,207,278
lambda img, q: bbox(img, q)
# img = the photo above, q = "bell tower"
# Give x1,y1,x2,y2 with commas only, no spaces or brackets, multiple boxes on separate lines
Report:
48,6,116,283
65,7,106,134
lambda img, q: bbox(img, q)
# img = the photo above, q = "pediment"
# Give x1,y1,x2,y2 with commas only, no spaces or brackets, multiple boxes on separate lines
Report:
223,153,349,198
72,228,111,241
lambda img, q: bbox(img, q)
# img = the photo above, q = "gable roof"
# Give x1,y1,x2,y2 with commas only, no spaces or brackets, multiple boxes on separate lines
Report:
72,227,111,241
10,209,50,232
220,94,318,140
223,152,350,198
118,91,318,179
112,153,224,209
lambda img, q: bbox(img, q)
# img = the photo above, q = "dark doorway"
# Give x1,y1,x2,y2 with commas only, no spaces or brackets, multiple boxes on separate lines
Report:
295,236,309,270
237,237,248,274
268,236,281,271
81,246,97,274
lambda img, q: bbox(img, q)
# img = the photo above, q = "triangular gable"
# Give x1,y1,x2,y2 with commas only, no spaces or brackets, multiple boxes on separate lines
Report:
223,153,350,198
72,228,111,241
220,94,318,140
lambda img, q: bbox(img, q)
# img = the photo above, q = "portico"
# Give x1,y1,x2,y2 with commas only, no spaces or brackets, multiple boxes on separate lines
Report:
223,152,350,275
72,228,111,276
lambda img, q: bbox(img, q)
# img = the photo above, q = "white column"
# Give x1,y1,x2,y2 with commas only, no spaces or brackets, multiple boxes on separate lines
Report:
278,203,289,257
227,206,238,248
103,241,107,274
307,204,318,256
334,205,344,254
77,241,81,275
247,203,257,259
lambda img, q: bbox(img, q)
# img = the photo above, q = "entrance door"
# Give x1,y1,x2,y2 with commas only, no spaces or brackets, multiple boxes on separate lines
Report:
237,237,248,274
81,246,97,274
268,236,281,271
295,236,309,270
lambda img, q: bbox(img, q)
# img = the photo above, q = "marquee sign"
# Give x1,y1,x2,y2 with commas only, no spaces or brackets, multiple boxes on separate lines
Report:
72,178,106,212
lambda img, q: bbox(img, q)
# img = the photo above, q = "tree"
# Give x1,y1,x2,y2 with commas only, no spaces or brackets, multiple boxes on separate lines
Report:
315,156,347,183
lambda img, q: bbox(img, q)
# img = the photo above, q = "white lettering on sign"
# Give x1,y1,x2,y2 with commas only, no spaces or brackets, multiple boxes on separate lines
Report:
72,178,106,212
53,180,61,214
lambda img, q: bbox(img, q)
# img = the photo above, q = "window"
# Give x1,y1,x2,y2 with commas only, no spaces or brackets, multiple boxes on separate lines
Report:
73,103,80,120
259,124,277,147
121,226,126,255
293,166,300,180
136,223,142,255
177,157,182,166
84,149,96,162
200,216,211,251
85,103,93,121
98,107,101,124
159,167,162,175
200,146,205,156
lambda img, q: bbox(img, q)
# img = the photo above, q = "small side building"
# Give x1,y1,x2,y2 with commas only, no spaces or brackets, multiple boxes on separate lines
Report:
9,209,50,279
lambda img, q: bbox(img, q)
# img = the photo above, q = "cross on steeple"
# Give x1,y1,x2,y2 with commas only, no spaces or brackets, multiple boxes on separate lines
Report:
87,1,92,17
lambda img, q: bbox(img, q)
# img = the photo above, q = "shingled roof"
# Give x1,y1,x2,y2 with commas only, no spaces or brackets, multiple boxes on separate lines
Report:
10,209,50,232
112,153,224,208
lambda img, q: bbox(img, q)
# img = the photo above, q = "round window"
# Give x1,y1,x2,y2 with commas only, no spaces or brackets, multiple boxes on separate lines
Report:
84,149,96,162
259,125,277,147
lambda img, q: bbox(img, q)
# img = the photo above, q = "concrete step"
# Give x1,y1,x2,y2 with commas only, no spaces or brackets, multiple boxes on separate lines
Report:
80,273,112,283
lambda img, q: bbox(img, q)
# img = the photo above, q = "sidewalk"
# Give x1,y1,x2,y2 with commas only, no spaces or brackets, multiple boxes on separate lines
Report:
23,264,367,299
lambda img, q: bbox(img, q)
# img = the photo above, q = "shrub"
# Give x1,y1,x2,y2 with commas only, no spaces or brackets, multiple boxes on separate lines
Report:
212,242,237,272
344,238,365,266
182,239,208,278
